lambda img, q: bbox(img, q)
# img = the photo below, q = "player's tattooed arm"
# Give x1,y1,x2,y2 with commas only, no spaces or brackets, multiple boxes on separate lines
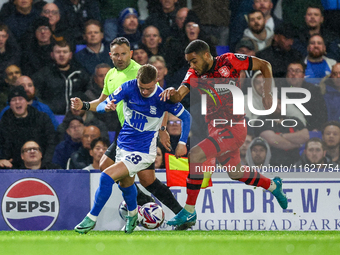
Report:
159,85,189,102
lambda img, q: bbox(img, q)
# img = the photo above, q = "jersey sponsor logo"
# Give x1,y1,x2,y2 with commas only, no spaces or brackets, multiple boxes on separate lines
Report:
218,66,230,77
150,106,157,115
2,178,59,231
235,54,247,60
130,111,148,131
114,86,122,95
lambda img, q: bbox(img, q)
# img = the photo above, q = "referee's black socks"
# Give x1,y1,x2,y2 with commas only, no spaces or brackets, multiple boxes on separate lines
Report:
145,178,183,214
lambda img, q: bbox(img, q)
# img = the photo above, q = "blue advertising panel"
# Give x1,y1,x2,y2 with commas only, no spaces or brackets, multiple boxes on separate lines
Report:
0,170,90,231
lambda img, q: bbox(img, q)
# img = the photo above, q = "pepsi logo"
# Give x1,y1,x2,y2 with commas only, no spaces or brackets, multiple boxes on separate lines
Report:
2,178,59,231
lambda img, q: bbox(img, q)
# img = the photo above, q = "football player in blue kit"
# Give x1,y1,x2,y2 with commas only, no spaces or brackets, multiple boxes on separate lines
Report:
74,64,191,234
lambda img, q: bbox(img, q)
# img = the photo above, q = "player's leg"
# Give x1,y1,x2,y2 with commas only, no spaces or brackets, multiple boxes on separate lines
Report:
138,168,183,214
167,144,207,227
118,175,139,234
100,141,153,205
75,161,130,234
222,149,287,209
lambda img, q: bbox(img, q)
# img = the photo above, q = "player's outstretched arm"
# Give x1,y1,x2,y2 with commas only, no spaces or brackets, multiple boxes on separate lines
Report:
252,57,273,110
174,109,191,158
159,85,190,103
71,93,108,111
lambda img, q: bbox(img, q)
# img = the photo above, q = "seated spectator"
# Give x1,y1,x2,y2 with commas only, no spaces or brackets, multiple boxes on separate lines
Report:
52,116,84,169
322,121,340,163
83,137,110,171
132,42,149,65
99,0,139,44
85,63,119,132
56,98,109,143
85,63,111,100
67,125,101,169
254,95,309,166
242,10,274,53
54,0,101,45
245,137,271,169
173,7,189,37
293,4,340,62
236,38,256,56
0,76,59,130
21,16,55,76
143,0,179,41
20,140,60,169
0,23,21,80
304,34,336,85
41,3,74,45
74,20,113,75
3,0,40,42
256,24,303,78
294,137,336,167
244,70,306,125
229,0,282,52
162,113,189,157
319,63,340,122
142,25,164,57
164,10,217,75
0,64,21,111
32,40,89,115
117,7,142,50
155,143,165,169
278,62,327,130
240,133,254,165
0,86,56,169
149,56,168,88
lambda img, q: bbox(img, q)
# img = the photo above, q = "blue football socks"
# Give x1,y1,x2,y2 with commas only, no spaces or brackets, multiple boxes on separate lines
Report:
119,184,138,212
90,172,115,216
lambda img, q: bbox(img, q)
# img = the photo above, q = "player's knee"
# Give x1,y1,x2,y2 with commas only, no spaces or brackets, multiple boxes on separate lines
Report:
227,170,243,180
99,156,114,172
188,146,206,163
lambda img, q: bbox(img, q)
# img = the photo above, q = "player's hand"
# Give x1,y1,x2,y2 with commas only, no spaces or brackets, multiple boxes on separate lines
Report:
0,159,13,168
71,97,83,110
159,87,176,101
175,143,187,158
159,130,171,151
262,93,272,110
105,99,116,112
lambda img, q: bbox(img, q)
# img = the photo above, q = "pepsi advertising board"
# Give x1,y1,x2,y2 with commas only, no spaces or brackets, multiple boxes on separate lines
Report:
0,170,90,231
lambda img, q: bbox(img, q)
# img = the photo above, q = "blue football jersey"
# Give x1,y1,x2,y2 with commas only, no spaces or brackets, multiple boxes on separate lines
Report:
106,79,185,154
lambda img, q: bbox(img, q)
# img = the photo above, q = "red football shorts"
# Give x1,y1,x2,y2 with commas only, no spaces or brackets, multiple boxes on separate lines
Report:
197,122,247,167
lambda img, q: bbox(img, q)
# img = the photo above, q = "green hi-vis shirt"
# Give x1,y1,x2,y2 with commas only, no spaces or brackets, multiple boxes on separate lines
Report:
102,60,141,126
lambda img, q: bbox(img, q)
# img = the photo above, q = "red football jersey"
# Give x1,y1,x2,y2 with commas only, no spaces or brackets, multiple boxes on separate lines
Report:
182,53,253,122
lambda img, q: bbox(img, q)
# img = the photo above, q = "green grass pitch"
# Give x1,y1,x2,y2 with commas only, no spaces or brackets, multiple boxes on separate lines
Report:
1,230,340,255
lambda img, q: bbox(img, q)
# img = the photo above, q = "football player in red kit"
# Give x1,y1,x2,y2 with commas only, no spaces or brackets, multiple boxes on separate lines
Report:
160,39,287,229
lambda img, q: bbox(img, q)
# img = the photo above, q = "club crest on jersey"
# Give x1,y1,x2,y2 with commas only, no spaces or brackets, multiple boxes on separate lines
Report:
218,66,230,77
114,86,122,96
150,106,157,115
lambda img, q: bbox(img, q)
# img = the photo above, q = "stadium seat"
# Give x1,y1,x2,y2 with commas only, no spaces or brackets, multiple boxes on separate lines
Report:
216,45,230,56
75,44,86,53
54,115,65,125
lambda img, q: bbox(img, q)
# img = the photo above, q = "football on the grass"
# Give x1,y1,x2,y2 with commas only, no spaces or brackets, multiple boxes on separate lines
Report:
138,202,165,229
